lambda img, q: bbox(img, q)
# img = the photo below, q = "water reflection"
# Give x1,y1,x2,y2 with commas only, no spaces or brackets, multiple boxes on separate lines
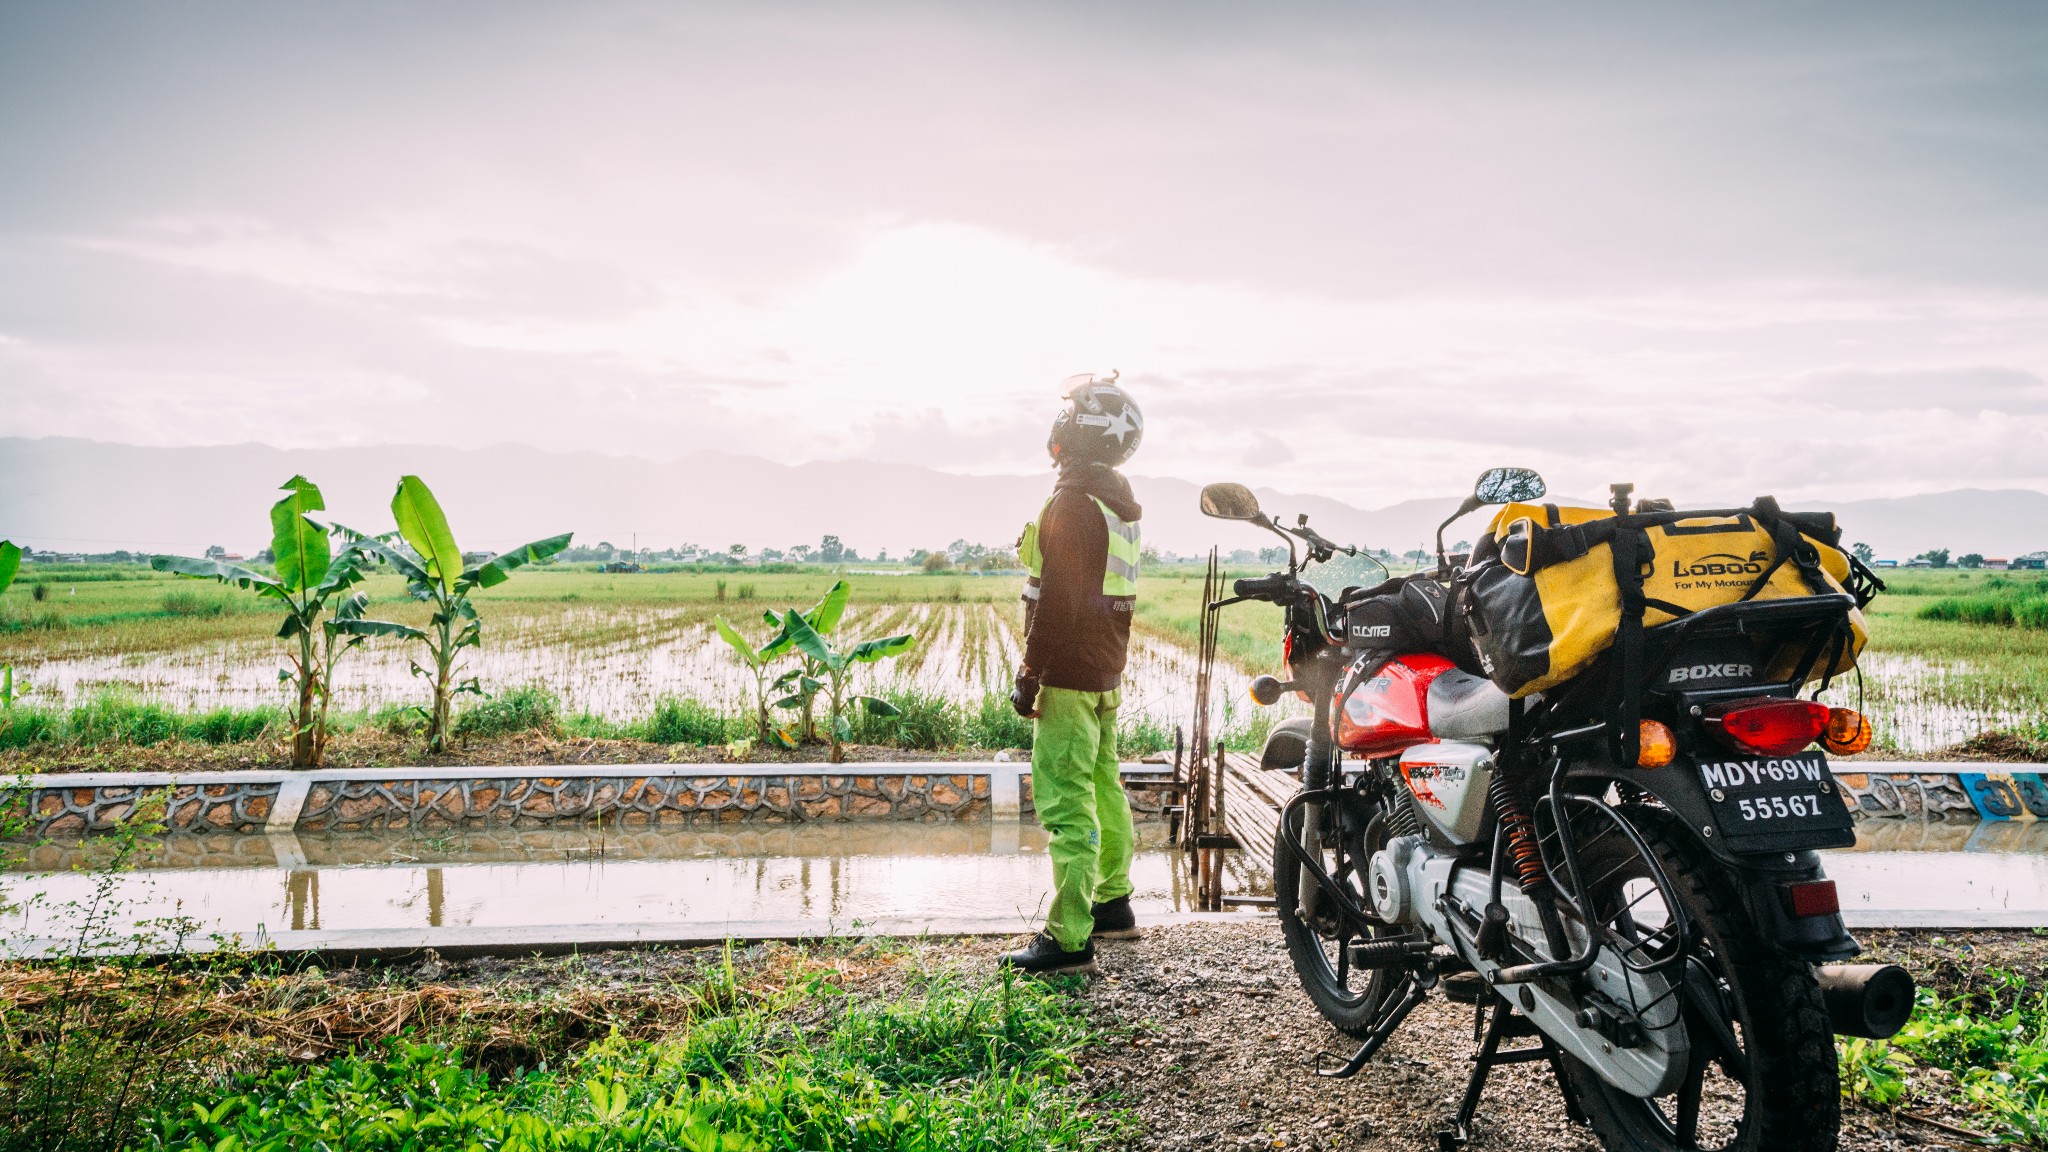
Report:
5,823,1233,949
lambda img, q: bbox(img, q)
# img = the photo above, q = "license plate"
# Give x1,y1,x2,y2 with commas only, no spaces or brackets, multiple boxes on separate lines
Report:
1695,751,1855,850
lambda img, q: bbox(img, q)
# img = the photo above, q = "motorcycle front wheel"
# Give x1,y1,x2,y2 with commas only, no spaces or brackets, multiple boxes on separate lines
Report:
1557,806,1839,1152
1272,795,1406,1038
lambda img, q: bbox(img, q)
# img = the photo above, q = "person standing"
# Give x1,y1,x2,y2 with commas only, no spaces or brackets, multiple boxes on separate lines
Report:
1002,372,1146,975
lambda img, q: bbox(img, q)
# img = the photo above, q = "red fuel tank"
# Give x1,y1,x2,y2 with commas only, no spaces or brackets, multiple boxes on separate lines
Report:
1336,653,1454,756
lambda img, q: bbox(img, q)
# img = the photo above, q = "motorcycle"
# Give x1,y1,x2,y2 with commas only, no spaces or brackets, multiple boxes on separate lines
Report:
1198,468,1913,1152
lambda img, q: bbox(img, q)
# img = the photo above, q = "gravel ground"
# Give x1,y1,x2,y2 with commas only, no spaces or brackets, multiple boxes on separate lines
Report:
1058,920,1988,1152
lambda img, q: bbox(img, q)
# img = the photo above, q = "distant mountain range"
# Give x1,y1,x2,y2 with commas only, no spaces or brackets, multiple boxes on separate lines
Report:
2,437,2044,562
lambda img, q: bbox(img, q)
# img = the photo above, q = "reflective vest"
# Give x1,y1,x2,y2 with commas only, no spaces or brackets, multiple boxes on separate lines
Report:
1020,494,1141,600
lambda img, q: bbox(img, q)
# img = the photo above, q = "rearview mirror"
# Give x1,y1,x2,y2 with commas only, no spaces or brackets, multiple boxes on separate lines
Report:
1473,467,1546,506
1200,482,1265,521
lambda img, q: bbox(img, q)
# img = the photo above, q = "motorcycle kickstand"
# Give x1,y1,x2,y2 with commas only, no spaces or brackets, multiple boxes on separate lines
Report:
1313,974,1428,1079
1436,993,1558,1151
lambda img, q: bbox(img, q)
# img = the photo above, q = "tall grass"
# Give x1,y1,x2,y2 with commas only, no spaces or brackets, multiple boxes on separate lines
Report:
637,696,733,745
853,689,964,750
453,684,562,738
0,696,282,751
157,591,235,619
967,692,1033,751
139,963,1110,1152
1919,576,2048,630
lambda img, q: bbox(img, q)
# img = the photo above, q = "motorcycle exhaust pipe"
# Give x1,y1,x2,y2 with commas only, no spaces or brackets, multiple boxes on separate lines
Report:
1816,963,1915,1039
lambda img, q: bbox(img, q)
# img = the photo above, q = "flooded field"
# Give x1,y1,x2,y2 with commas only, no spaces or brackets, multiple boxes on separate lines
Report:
10,600,1210,732
1,567,2040,754
1819,652,2043,753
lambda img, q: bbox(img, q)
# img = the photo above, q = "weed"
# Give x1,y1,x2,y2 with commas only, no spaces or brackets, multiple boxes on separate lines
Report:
853,689,962,750
157,590,233,618
561,710,630,740
735,583,756,601
0,787,227,1152
638,697,732,745
0,708,61,749
967,691,1033,750
1118,714,1173,758
182,706,280,745
30,583,46,602
370,702,425,736
141,959,1107,1152
1840,968,2048,1143
67,694,181,747
454,684,562,739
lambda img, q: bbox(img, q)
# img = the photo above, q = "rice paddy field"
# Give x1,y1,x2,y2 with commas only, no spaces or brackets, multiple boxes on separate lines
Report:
0,562,2040,757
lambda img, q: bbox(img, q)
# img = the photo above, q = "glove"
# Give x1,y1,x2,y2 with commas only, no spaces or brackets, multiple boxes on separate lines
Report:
1010,674,1041,719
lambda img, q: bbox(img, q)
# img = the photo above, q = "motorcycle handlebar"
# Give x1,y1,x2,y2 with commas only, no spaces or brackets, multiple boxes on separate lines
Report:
1232,573,1297,600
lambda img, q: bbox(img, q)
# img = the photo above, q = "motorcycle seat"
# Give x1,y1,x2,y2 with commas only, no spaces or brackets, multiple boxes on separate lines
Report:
1427,668,1511,739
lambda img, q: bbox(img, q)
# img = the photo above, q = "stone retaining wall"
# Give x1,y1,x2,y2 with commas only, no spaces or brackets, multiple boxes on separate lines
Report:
28,781,280,837
9,768,1174,838
298,772,998,832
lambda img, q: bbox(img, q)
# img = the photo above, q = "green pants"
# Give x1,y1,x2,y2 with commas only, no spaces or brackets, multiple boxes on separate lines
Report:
1032,686,1135,951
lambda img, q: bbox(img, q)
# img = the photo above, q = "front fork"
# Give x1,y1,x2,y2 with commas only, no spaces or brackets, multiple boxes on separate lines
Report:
1295,688,1336,922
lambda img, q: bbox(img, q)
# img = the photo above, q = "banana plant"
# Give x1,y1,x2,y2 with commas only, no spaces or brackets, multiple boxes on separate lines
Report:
779,610,914,763
319,590,424,750
714,613,797,746
153,477,407,766
0,541,22,712
353,475,571,754
766,579,852,742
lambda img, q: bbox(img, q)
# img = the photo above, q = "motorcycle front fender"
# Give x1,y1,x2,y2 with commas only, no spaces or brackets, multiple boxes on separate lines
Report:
1563,760,1861,963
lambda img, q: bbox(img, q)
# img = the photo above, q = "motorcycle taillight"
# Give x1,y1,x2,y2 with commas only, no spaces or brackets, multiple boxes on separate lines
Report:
1702,698,1831,757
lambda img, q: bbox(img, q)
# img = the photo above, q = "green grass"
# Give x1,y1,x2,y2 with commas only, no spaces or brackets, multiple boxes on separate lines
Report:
454,684,563,738
966,692,1033,752
0,695,285,751
637,696,735,745
1842,966,2048,1143
853,689,965,751
1917,574,2048,630
136,965,1111,1152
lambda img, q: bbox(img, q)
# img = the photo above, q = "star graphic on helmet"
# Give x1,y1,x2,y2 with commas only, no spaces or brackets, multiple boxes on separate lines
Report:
1100,405,1139,443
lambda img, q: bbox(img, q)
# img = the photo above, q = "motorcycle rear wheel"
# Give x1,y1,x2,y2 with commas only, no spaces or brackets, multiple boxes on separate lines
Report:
1558,807,1838,1152
1273,796,1404,1038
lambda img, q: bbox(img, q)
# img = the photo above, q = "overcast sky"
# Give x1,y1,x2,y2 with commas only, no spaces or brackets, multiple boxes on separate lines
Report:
2,1,2046,508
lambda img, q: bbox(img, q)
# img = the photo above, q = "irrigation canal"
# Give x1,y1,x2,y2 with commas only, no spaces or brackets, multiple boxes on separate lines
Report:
5,817,2048,957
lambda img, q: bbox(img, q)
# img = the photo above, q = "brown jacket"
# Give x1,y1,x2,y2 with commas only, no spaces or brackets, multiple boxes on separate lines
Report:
1021,464,1142,692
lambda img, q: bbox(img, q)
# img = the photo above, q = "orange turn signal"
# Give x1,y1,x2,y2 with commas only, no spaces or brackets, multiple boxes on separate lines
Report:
1823,707,1873,755
1637,720,1677,768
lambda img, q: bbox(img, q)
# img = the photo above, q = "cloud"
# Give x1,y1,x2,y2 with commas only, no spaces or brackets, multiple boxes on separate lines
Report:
1241,431,1294,467
0,2,2046,507
1802,366,2048,415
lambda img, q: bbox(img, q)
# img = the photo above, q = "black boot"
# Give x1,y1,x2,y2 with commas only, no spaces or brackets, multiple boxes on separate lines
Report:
999,932,1097,975
1090,896,1141,940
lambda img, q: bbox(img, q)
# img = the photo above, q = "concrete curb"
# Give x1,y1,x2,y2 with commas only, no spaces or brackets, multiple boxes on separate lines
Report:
18,761,1176,789
4,911,1275,962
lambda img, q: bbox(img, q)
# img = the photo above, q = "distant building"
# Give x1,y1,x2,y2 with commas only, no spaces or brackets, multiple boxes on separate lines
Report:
2014,553,2047,571
1904,559,1933,568
222,553,245,562
1874,559,1899,567
1985,559,2012,570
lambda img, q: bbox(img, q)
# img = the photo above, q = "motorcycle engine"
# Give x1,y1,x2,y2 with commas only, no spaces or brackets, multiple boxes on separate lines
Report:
1367,834,1425,924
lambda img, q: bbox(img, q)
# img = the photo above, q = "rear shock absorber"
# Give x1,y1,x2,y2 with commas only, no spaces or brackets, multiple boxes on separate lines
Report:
1488,770,1576,962
1490,773,1548,896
